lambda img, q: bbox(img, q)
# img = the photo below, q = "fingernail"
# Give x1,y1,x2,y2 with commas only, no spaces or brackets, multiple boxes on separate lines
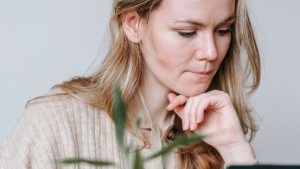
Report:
183,122,188,130
193,123,197,130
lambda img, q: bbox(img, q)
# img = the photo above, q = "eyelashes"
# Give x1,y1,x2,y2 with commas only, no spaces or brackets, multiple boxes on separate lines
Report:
215,27,233,36
178,31,197,38
178,26,233,38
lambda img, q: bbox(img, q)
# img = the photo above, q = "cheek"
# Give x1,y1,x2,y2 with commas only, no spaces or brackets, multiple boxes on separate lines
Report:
149,30,189,69
216,37,232,60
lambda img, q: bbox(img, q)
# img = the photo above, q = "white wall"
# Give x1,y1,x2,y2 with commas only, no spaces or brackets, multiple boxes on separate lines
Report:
248,0,300,164
0,0,299,164
0,0,112,144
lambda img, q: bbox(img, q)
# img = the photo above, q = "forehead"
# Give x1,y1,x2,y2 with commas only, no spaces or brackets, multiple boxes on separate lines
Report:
151,0,236,25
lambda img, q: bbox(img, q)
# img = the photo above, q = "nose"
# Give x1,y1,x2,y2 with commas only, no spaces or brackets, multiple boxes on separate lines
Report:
194,32,218,61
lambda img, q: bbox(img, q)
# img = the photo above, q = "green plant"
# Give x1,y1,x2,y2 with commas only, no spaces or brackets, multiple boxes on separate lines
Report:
61,86,205,169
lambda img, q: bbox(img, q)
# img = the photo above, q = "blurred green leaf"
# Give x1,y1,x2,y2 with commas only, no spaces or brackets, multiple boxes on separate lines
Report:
62,85,209,169
135,111,144,129
112,85,127,149
61,158,115,166
133,150,144,169
145,133,205,161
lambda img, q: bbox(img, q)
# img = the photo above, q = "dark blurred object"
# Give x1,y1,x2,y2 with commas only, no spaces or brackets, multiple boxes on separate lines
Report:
227,165,300,169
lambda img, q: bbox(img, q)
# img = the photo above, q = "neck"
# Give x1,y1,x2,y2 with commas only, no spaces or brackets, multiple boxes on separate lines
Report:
137,69,173,132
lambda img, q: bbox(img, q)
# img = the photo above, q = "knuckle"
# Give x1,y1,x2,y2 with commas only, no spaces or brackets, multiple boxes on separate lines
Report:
220,91,231,100
211,89,219,93
179,95,187,103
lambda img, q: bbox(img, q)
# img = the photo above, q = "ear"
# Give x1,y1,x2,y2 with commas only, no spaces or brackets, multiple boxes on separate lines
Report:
122,11,143,43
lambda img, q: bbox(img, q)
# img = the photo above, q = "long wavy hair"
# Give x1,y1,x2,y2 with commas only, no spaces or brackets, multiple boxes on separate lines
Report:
54,0,260,168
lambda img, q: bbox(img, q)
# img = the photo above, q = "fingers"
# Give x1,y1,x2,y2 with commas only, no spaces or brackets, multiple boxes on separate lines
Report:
188,97,198,130
166,90,234,132
187,96,208,131
181,98,192,130
166,93,187,111
167,92,177,102
167,92,209,131
184,93,217,131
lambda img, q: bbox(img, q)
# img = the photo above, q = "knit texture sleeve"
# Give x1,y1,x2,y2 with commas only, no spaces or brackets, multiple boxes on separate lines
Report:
0,92,126,169
0,100,61,169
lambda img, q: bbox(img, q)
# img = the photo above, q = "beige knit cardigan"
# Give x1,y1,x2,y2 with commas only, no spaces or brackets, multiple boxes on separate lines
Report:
0,90,177,169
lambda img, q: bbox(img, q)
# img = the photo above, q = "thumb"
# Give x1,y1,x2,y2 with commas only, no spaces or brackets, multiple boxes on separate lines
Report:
167,92,177,102
166,93,187,116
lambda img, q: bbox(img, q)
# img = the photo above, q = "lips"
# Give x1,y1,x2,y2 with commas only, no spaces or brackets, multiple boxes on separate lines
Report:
183,68,215,80
188,69,213,75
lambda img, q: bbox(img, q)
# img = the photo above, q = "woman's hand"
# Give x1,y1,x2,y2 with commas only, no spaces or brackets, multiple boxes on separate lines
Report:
166,90,257,165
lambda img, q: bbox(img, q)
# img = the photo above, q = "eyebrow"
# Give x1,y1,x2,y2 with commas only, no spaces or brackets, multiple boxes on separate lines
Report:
174,15,236,27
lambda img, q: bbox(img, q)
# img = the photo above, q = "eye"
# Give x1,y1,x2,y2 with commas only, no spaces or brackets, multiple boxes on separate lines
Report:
178,31,197,38
215,26,233,36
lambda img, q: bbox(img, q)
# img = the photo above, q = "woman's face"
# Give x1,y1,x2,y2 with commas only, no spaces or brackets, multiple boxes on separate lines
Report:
139,0,236,97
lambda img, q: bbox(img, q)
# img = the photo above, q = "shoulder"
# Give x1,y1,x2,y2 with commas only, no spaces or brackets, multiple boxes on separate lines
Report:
0,89,116,168
20,89,117,147
26,88,96,115
25,88,112,127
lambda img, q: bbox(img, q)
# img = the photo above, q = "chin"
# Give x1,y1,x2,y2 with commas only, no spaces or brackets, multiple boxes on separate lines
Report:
178,85,209,97
173,76,214,97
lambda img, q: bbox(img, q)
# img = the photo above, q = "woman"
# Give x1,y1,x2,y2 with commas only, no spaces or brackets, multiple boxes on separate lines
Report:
0,0,260,168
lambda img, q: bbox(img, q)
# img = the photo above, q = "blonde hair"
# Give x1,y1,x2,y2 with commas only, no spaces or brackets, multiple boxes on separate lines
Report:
54,0,260,168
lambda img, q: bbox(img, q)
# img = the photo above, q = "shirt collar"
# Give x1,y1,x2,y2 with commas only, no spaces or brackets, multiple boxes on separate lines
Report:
139,111,176,138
